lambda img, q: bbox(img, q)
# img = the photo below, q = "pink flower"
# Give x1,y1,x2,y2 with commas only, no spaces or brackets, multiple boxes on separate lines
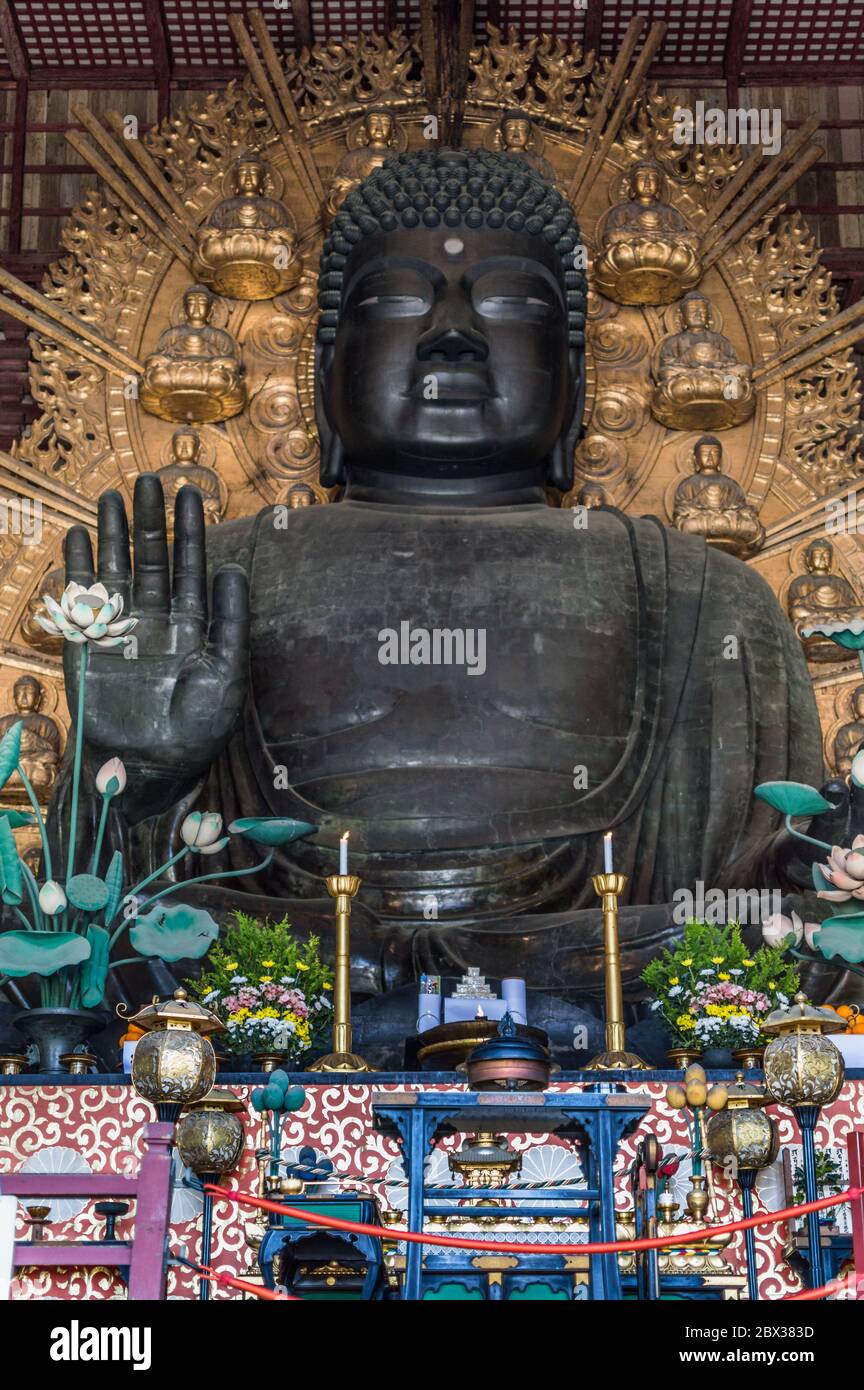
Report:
804,920,822,950
817,840,864,901
223,994,240,1013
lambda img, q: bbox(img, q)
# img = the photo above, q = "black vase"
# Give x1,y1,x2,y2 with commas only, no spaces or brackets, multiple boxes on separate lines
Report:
13,1007,106,1073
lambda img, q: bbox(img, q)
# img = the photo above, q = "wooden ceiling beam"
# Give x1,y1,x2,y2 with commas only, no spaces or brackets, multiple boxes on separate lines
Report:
291,0,313,53
0,0,28,81
724,0,753,106
143,0,172,122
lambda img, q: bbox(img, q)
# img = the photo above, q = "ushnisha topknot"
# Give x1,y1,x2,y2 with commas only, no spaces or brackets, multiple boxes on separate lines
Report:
317,147,587,347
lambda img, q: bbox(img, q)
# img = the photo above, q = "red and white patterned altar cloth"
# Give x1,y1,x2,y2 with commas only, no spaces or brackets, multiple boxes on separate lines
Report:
3,1077,863,1300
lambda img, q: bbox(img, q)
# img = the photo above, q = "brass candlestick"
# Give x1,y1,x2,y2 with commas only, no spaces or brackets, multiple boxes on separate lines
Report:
585,871,649,1071
309,873,373,1073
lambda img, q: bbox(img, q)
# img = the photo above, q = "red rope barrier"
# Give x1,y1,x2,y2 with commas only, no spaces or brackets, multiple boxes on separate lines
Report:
191,1258,299,1300
205,1183,861,1258
784,1278,852,1301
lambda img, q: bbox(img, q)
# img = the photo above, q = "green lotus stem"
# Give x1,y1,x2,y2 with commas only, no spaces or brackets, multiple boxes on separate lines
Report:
11,905,33,932
15,762,52,880
785,814,832,852
135,850,276,911
788,943,864,982
121,846,190,906
19,861,44,930
108,957,145,969
0,974,28,1008
90,792,112,876
66,643,89,881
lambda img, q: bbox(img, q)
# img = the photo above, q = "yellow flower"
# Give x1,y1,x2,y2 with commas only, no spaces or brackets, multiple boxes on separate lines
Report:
261,959,276,968
768,981,776,990
669,977,679,986
681,958,693,967
230,1007,250,1022
259,976,273,984
718,973,730,981
257,1007,279,1019
743,959,755,967
711,956,724,965
226,961,238,971
296,961,309,971
675,1013,696,1030
323,981,332,990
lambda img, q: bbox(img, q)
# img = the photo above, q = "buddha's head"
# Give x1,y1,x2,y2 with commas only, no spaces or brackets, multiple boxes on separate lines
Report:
171,428,202,464
364,109,394,148
852,685,864,720
501,112,532,151
183,285,215,326
629,160,662,202
288,483,316,509
576,482,607,509
13,673,42,714
234,153,267,197
805,537,834,574
693,435,723,473
681,292,712,332
316,148,587,496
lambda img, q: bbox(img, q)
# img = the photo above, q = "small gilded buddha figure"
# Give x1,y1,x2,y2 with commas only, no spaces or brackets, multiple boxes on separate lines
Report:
324,109,402,226
157,428,226,530
671,434,764,557
193,151,301,301
286,483,318,509
834,685,864,778
788,537,864,663
496,111,556,182
562,481,608,510
139,284,247,424
651,291,755,431
0,674,62,801
594,160,702,305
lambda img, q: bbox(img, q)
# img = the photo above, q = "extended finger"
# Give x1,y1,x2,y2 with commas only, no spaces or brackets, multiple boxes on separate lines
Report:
64,525,95,587
172,486,207,621
97,491,132,605
208,564,250,671
132,473,170,614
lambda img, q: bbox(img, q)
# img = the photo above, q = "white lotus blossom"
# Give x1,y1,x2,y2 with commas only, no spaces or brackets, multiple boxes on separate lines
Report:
35,582,136,649
180,811,225,854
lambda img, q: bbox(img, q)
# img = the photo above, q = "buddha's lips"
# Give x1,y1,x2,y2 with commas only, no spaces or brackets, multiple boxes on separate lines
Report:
407,369,494,402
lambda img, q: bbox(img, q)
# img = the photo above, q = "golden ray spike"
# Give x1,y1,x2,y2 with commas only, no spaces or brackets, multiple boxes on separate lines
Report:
71,105,197,256
701,143,823,272
103,111,200,243
227,13,320,219
66,131,193,268
575,22,667,208
247,9,326,203
701,115,821,252
755,313,864,391
763,482,862,541
0,289,140,383
0,449,98,515
569,14,647,203
753,295,864,385
0,471,96,528
0,264,143,376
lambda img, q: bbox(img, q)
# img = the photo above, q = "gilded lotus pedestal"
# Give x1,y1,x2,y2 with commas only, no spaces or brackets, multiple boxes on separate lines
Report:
593,238,702,306
193,227,302,301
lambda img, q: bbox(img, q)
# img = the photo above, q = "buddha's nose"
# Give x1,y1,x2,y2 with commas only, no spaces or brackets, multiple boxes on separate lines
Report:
416,301,489,363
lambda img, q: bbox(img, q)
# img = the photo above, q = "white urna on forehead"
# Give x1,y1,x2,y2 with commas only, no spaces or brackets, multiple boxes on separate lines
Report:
443,237,464,257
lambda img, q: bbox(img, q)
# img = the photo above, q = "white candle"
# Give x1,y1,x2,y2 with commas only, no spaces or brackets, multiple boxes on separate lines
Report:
339,831,349,875
603,831,614,874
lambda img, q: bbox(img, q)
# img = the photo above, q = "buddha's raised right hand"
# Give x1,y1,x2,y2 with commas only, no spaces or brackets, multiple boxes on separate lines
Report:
63,473,250,823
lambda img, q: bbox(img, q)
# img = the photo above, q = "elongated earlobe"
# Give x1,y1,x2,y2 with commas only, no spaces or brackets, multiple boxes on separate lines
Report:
547,437,572,491
320,432,346,488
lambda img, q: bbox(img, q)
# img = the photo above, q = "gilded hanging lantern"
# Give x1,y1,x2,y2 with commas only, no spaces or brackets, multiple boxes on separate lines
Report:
176,1088,246,1176
762,992,845,1108
122,988,224,1112
706,1071,778,1172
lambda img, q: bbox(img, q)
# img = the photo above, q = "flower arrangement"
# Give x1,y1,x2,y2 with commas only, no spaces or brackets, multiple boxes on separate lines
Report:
0,580,317,1016
187,911,333,1062
642,920,800,1052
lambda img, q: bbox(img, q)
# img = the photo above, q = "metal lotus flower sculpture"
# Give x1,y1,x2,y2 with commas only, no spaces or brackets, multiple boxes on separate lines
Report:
0,582,318,1015
756,768,864,972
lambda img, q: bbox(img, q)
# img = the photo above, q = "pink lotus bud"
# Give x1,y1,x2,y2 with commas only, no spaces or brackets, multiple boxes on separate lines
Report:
95,756,127,796
803,921,822,950
762,911,802,947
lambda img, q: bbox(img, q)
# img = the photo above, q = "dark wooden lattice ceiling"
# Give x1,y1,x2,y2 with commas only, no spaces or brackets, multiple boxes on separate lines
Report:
0,0,859,83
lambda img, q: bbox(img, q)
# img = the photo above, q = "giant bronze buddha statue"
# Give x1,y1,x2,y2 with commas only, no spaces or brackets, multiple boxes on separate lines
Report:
54,150,825,1018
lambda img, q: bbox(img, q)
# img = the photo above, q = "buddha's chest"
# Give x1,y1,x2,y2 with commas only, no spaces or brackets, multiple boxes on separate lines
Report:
248,505,639,779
